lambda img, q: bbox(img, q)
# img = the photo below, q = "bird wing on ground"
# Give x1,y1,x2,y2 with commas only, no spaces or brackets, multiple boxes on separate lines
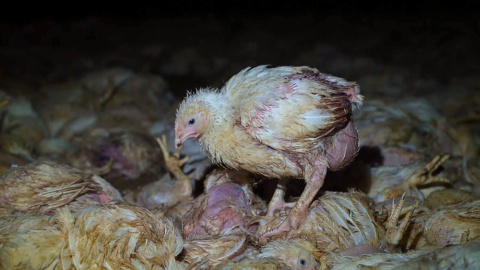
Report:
223,66,355,153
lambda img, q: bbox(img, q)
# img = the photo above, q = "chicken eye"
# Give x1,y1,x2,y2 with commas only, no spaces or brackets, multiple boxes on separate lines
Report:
188,118,195,125
299,259,306,266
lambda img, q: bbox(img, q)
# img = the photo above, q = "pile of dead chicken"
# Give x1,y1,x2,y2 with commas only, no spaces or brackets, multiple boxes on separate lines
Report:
0,67,479,269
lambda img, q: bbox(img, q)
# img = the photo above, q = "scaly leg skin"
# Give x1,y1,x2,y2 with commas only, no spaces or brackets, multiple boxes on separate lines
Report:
266,180,296,217
407,154,450,187
261,163,327,239
381,193,418,250
156,135,192,197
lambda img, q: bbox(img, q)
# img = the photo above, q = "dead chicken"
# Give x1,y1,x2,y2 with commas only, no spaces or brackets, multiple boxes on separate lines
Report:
213,257,290,270
294,191,385,254
257,239,320,270
422,188,476,209
422,200,480,248
210,239,319,270
181,234,248,269
182,180,253,239
202,168,267,218
182,158,269,239
0,134,35,161
355,98,455,155
392,241,480,269
0,161,122,215
0,94,50,161
314,195,418,269
0,94,49,148
0,203,185,270
38,68,171,119
175,65,363,237
123,135,192,210
328,241,480,270
389,194,480,251
0,213,64,269
369,155,451,203
67,132,161,180
259,192,414,268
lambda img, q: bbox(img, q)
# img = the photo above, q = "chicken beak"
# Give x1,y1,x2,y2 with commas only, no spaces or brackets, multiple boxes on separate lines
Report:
175,131,200,148
175,138,182,148
174,132,183,148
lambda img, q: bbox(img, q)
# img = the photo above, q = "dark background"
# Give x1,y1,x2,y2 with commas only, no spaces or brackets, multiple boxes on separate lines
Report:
1,1,479,22
0,1,479,97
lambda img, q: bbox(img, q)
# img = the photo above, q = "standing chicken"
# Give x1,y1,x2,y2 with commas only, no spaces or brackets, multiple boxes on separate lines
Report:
175,65,362,237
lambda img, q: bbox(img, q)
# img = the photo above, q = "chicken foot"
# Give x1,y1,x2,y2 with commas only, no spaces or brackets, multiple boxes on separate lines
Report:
380,194,418,251
260,162,327,239
156,135,192,197
266,180,296,217
407,154,450,187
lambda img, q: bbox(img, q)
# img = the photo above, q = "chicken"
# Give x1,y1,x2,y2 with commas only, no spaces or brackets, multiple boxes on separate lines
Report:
258,239,320,270
0,161,122,215
181,234,248,268
329,242,480,270
182,181,252,239
67,132,161,180
296,191,385,254
369,155,451,203
0,203,185,270
175,65,362,237
213,257,290,270
423,199,480,248
123,135,192,210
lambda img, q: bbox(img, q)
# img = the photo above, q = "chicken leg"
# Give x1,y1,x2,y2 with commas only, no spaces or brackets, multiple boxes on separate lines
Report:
407,154,450,187
156,135,192,197
266,179,296,217
381,194,417,251
261,162,327,239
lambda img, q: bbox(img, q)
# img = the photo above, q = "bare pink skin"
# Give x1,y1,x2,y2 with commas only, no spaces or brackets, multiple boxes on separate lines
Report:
326,121,359,170
100,144,140,179
92,193,111,204
183,183,249,239
382,147,424,166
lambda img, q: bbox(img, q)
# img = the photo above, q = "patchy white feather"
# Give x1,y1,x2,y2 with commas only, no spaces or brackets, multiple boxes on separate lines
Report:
301,109,330,126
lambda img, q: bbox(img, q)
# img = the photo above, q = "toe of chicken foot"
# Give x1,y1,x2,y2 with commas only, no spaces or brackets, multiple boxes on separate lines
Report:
156,135,193,197
267,182,296,216
408,154,450,187
381,193,418,250
259,205,309,240
259,217,291,240
156,134,190,175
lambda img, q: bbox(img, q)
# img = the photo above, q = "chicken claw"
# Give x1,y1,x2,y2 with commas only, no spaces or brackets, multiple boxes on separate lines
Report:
407,154,450,187
156,135,192,196
266,181,296,217
382,193,418,250
156,135,190,174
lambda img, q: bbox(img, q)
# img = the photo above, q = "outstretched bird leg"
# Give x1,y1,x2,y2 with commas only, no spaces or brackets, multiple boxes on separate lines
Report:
156,135,192,197
407,154,450,187
261,162,327,239
266,179,296,217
